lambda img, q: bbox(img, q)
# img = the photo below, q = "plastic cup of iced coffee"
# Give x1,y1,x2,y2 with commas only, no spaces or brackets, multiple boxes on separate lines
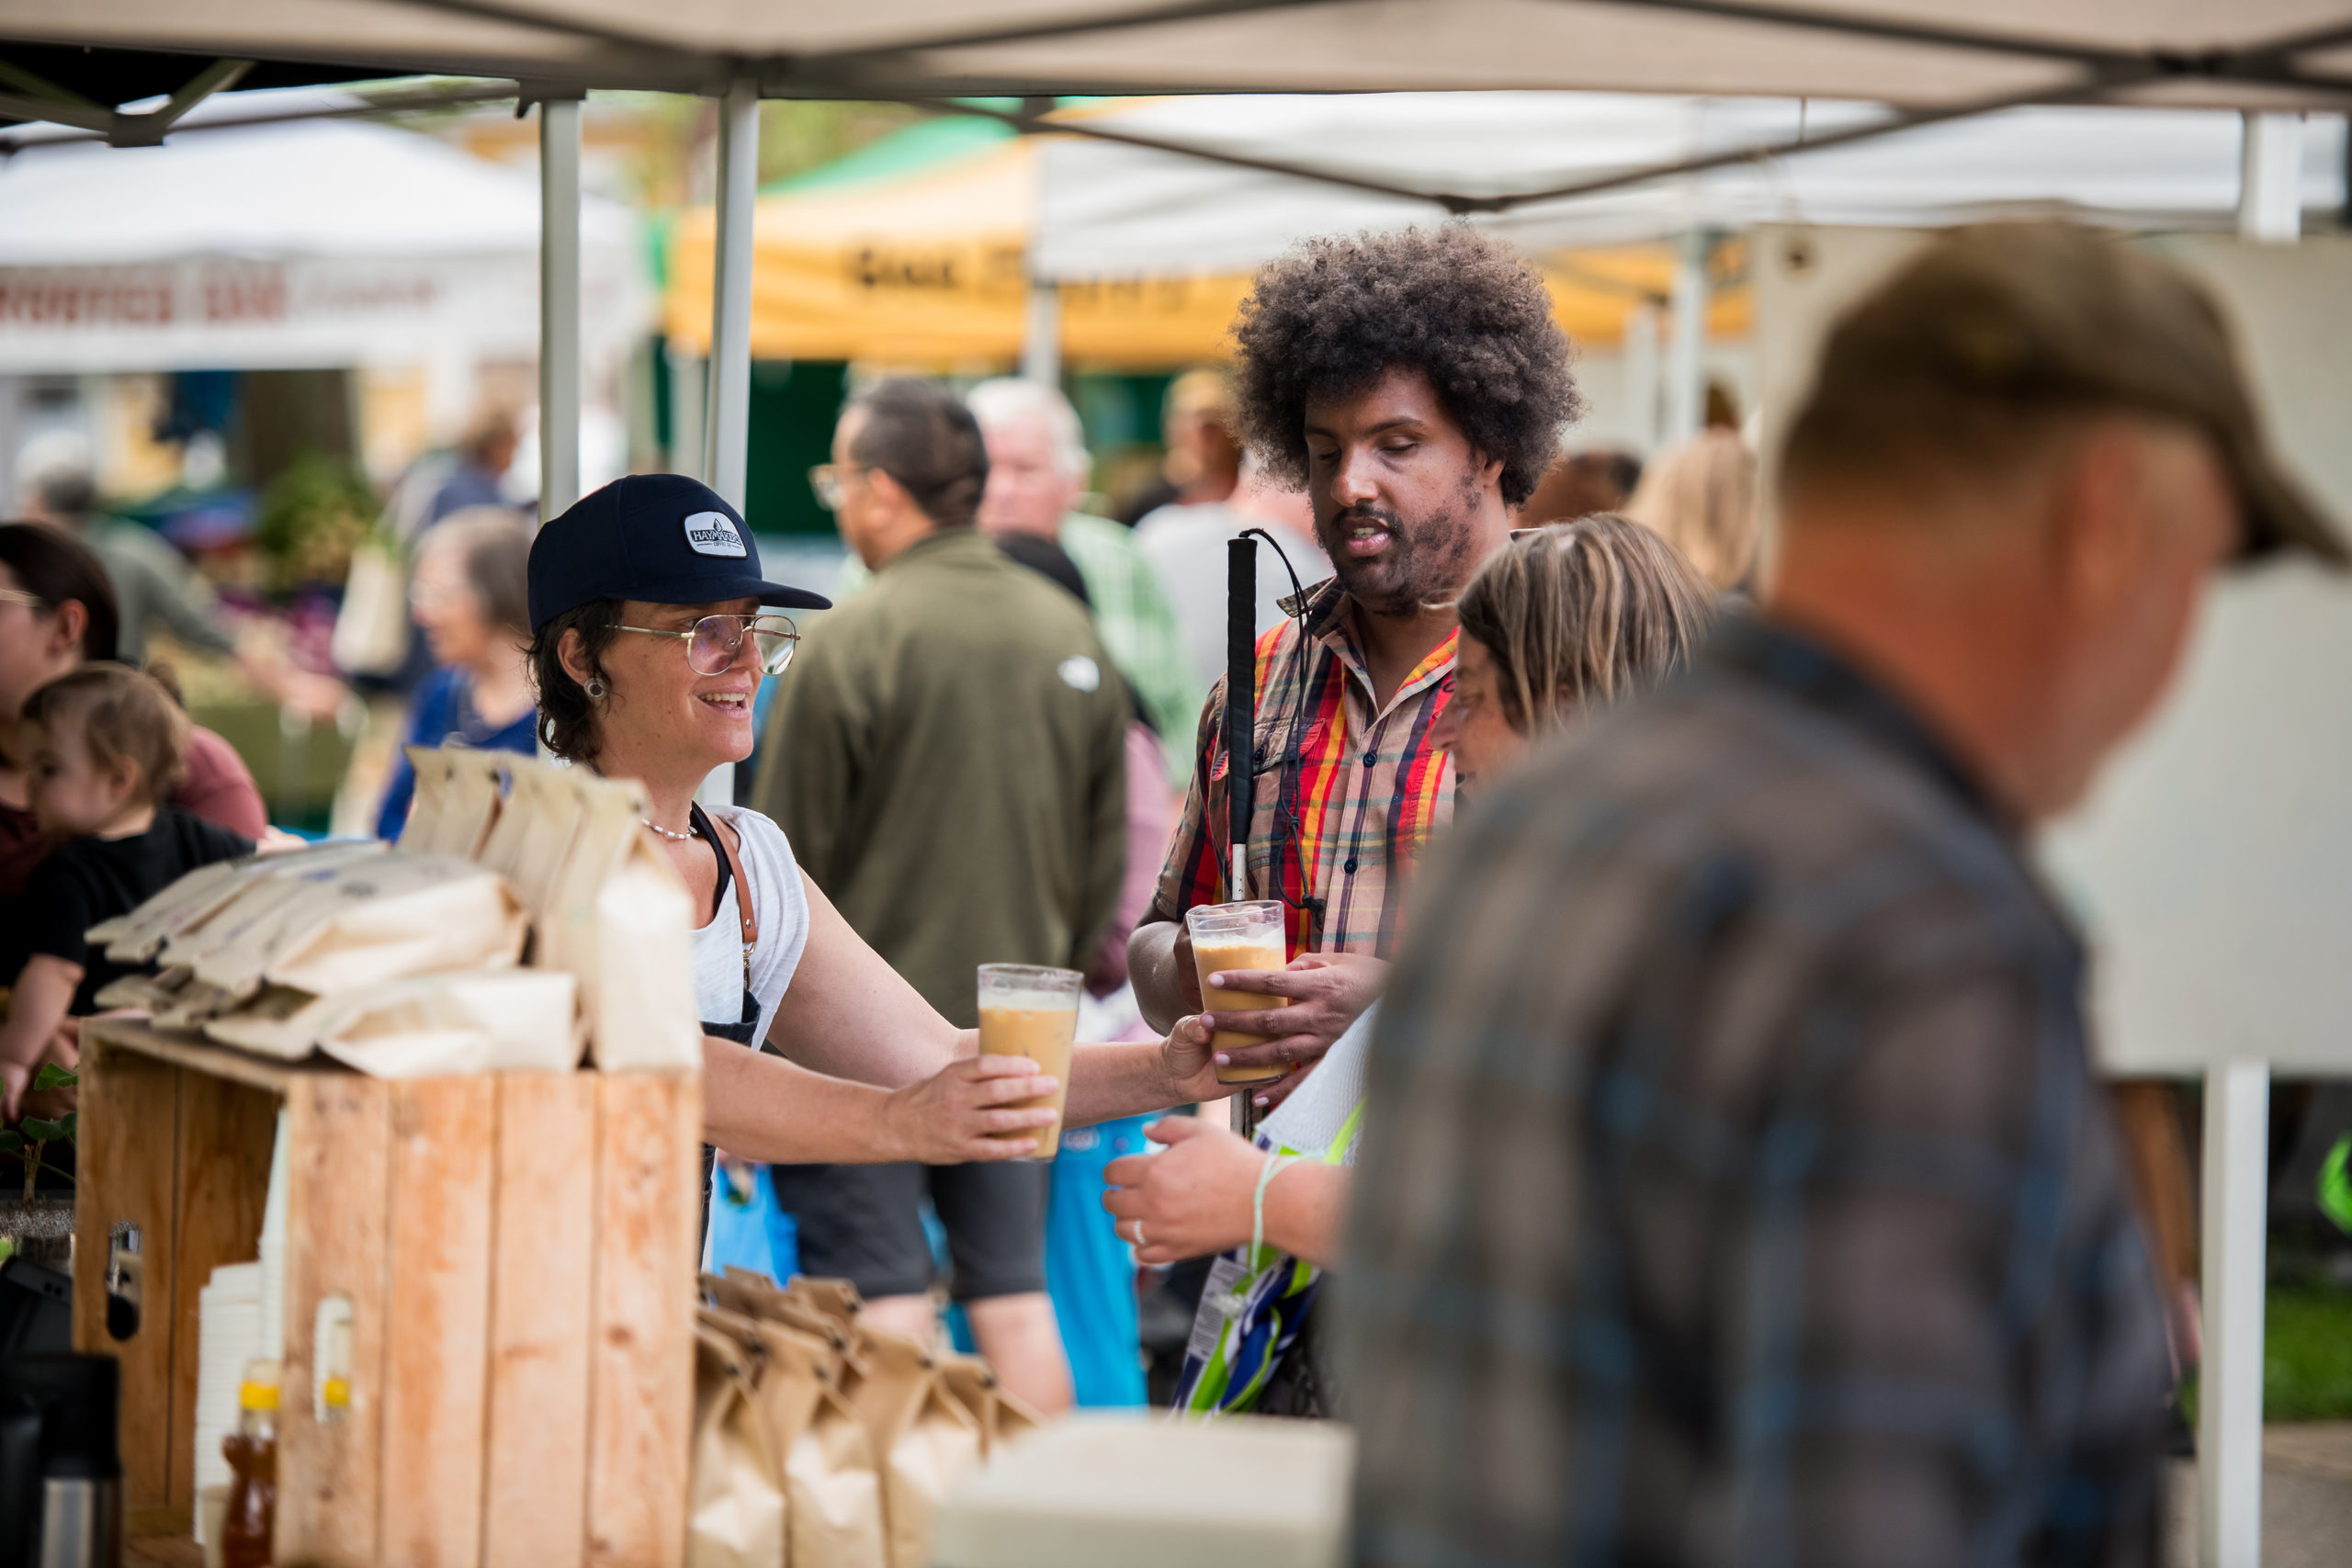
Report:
1184,901,1290,1085
976,964,1081,1158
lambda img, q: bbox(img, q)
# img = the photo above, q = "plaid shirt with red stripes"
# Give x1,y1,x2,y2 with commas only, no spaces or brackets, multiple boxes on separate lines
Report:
1149,578,1455,958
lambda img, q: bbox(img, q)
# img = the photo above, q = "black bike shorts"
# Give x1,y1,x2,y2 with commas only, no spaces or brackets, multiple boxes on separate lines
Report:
766,1158,1049,1302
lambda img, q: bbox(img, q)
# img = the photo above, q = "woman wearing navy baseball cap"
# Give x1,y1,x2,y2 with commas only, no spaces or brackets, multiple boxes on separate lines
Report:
526,472,1227,1173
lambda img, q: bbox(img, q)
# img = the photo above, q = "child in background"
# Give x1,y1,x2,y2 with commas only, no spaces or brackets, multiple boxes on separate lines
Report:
0,663,253,1117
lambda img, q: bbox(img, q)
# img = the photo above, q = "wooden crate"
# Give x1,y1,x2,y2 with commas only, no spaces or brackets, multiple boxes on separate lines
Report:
73,1021,700,1566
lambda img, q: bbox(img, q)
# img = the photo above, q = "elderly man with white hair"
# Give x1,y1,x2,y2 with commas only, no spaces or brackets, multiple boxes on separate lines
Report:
962,378,1202,761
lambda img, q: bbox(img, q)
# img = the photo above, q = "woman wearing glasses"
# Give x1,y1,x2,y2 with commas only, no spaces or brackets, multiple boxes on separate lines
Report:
526,473,1227,1180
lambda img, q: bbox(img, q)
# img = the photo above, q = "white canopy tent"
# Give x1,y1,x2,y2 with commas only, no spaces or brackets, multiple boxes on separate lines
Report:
11,1,2351,506
1035,95,2352,276
1031,92,2346,444
0,106,650,383
4,1,2350,108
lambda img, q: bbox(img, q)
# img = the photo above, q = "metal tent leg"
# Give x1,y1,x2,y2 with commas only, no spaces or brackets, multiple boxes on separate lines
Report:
2239,112,2303,244
1662,229,1708,446
699,80,761,811
704,79,759,513
538,91,582,518
2199,1061,2268,1568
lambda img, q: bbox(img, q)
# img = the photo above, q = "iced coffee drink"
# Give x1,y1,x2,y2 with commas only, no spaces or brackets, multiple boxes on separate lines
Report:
976,964,1081,1158
1184,901,1290,1085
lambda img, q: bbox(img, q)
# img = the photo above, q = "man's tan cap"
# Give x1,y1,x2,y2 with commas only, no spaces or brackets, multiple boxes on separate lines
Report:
1805,221,2347,566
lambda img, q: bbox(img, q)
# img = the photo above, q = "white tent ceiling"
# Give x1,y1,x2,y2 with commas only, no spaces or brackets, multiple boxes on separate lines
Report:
1035,96,2352,278
4,1,2350,110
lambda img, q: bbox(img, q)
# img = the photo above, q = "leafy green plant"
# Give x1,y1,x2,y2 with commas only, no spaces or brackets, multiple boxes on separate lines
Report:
254,450,376,593
2,1063,79,1197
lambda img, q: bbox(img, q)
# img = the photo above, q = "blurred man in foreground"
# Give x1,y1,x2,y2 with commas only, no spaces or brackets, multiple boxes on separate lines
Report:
1346,223,2347,1565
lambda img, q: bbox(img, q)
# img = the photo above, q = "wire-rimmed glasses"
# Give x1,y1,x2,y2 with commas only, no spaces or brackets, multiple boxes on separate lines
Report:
808,463,865,512
615,613,799,676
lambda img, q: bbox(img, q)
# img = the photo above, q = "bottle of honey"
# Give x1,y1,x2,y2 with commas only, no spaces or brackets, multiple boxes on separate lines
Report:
220,1359,279,1567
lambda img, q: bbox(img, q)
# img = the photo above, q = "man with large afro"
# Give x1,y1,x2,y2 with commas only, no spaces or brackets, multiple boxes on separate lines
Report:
1125,231,1580,1406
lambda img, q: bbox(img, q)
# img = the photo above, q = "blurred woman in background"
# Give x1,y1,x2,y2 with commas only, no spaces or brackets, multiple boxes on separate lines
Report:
372,507,537,839
1624,426,1759,593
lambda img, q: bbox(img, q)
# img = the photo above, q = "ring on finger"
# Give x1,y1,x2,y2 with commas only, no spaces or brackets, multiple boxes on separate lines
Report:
1127,1219,1148,1247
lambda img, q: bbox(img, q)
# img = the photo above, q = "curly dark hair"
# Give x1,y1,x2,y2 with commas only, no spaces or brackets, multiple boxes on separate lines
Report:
1231,225,1581,508
527,598,622,763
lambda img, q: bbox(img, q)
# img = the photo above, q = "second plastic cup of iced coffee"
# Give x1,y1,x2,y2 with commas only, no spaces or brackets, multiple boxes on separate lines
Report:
975,964,1081,1158
1185,900,1291,1084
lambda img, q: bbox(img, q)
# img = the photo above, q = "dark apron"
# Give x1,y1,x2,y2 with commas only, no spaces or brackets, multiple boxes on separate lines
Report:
694,801,763,1244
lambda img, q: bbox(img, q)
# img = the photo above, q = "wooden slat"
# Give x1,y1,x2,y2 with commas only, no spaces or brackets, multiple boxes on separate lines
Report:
165,1074,277,1508
481,1072,597,1568
83,1021,327,1094
125,1503,195,1540
277,1075,392,1567
583,1070,699,1568
378,1077,497,1568
73,1040,180,1509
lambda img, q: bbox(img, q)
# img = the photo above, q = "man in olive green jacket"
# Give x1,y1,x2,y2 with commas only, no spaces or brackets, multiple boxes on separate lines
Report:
753,378,1127,1412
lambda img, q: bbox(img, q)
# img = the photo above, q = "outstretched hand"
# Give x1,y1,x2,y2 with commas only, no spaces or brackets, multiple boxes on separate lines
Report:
882,1055,1059,1164
1101,1114,1262,1265
1157,1012,1231,1105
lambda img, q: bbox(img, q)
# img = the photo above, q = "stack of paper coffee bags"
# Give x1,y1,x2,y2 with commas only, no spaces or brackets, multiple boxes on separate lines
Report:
85,743,705,1077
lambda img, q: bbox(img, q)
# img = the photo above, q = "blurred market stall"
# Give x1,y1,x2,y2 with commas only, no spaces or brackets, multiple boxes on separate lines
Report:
659,109,1742,369
0,94,652,498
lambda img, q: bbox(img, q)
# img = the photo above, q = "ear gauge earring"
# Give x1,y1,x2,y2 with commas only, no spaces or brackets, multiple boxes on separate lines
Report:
584,678,606,702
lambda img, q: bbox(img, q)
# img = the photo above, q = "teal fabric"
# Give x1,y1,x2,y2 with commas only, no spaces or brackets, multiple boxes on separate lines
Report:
1046,1114,1152,1407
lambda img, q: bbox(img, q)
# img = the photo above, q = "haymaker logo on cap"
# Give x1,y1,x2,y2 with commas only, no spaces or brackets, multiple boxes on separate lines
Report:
682,510,747,558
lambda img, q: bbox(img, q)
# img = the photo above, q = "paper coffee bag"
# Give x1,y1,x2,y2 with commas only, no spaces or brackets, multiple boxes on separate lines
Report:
539,772,698,1070
936,1356,1044,1458
406,747,504,860
396,747,453,851
192,854,527,1003
107,841,386,964
690,1325,786,1568
478,752,588,919
882,1375,982,1568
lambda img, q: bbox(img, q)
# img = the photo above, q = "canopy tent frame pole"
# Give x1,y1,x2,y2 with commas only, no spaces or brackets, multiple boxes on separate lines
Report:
2199,1063,2269,1568
696,76,761,811
537,85,584,519
0,54,253,146
2194,108,2301,1568
0,80,522,152
1021,280,1062,387
666,342,707,484
1623,301,1662,455
704,78,760,512
1663,229,1709,446
2240,111,2305,242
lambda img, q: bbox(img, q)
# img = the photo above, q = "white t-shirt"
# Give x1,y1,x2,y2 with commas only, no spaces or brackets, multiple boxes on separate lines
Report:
690,804,810,1047
1255,1001,1375,1164
1133,502,1330,689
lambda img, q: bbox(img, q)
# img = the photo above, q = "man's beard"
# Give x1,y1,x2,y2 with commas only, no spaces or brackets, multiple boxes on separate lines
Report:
1315,478,1483,617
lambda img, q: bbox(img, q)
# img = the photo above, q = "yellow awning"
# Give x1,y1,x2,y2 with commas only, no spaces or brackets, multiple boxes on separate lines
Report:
664,137,1748,367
